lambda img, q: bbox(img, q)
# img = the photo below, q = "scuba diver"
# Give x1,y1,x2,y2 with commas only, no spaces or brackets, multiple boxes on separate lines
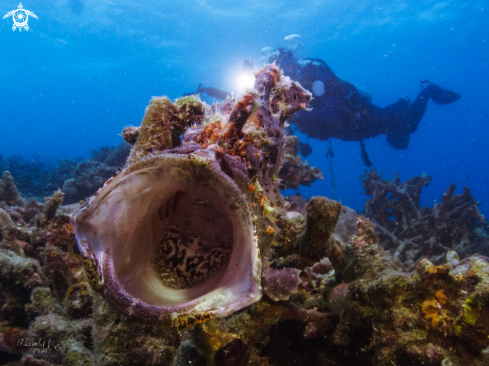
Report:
268,48,461,149
183,83,229,100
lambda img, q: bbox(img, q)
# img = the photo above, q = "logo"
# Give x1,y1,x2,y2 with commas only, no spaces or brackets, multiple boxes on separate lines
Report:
3,3,37,32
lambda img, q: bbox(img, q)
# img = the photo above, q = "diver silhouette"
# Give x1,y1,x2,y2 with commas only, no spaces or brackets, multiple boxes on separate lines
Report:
269,48,462,149
183,83,230,100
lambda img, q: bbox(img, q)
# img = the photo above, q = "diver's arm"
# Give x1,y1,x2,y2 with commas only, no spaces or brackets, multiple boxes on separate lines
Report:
197,84,230,100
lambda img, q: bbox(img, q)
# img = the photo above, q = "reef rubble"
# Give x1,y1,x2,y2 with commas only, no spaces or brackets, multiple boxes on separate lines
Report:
1,66,489,366
361,169,489,269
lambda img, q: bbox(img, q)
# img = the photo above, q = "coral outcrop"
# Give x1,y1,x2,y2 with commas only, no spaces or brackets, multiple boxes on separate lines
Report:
361,169,489,268
0,156,50,199
61,144,133,203
1,130,319,206
74,65,312,325
0,143,133,205
278,136,323,190
0,172,24,207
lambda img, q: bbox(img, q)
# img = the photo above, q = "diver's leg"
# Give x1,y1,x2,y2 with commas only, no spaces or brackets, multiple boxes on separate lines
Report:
406,91,429,133
420,80,461,105
379,99,411,149
381,81,460,149
407,80,461,133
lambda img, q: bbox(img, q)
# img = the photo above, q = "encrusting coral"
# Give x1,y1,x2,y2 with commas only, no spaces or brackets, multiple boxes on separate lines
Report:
1,65,489,366
277,135,323,190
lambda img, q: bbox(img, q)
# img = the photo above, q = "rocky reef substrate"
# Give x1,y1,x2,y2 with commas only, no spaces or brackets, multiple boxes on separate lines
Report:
0,66,488,366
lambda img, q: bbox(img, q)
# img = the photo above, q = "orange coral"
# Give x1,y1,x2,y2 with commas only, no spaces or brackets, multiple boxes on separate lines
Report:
467,270,478,277
427,264,450,275
266,226,275,235
421,290,452,330
434,289,447,304
196,121,225,147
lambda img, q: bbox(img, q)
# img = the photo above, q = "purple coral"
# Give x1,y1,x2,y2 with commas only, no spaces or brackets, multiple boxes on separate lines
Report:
262,265,302,301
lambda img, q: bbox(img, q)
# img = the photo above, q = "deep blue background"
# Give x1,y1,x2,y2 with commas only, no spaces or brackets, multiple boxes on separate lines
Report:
1,0,488,215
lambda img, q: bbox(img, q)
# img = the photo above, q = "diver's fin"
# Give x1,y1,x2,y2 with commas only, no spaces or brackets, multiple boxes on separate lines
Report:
386,133,410,150
421,80,461,105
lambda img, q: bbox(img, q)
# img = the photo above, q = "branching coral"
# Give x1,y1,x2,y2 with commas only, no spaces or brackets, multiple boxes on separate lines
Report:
361,169,489,268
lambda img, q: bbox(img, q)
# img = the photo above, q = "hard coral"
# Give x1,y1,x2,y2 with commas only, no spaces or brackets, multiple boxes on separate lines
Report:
262,265,302,301
300,196,342,262
361,170,489,268
0,250,44,289
43,189,63,221
91,292,180,366
90,146,115,163
0,172,24,207
278,136,323,190
61,159,118,203
127,95,206,164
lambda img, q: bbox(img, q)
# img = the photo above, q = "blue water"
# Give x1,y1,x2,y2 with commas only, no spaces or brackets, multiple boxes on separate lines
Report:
1,0,488,214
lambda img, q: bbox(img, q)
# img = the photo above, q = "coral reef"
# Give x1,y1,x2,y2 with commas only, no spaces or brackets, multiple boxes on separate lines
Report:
0,156,50,199
0,188,94,365
1,65,489,366
74,65,312,324
46,158,79,194
1,133,318,206
0,142,133,205
0,172,24,207
278,136,323,190
61,160,117,203
61,143,133,203
361,169,489,268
